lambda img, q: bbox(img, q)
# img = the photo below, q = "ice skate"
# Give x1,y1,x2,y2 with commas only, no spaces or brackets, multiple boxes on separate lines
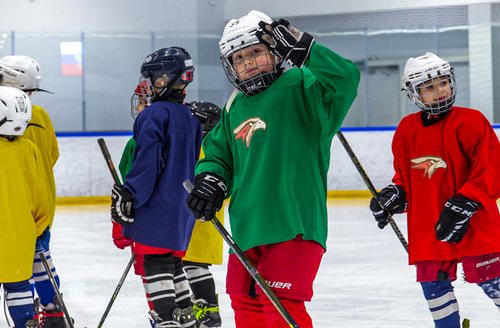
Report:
35,297,73,328
25,319,39,328
192,299,221,328
149,310,181,328
172,306,198,328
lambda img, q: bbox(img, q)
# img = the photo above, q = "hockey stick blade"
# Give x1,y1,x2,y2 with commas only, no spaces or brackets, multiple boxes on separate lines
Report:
183,180,300,328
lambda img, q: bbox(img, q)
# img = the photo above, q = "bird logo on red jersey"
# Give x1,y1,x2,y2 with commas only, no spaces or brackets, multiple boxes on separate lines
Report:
410,156,447,179
233,117,266,149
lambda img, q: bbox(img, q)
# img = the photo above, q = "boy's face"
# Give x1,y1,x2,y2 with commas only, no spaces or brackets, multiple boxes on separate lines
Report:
152,78,185,95
231,44,276,81
135,98,148,114
417,76,452,107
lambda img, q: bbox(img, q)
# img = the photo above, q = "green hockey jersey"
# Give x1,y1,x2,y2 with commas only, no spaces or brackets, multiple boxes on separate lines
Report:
196,42,360,252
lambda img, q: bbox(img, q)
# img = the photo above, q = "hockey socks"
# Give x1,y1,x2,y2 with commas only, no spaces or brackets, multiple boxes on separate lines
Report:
143,254,193,323
477,276,500,311
144,254,178,319
33,250,60,306
173,257,191,309
183,261,217,304
3,280,35,328
420,280,460,328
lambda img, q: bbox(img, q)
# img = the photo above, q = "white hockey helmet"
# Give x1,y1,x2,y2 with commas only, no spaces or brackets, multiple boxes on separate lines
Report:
0,86,32,136
0,55,42,99
219,10,282,96
402,52,456,114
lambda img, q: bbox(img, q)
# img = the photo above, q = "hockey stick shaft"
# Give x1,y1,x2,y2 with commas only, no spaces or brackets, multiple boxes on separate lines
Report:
96,137,137,327
183,181,299,328
3,289,12,328
96,254,136,328
39,253,74,328
97,138,122,185
336,130,409,253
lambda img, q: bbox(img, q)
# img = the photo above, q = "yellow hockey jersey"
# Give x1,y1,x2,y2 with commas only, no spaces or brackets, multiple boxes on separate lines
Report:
183,148,224,265
0,137,50,282
21,105,59,227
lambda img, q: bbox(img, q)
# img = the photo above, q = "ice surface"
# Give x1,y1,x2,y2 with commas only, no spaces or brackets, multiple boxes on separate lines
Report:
1,201,498,328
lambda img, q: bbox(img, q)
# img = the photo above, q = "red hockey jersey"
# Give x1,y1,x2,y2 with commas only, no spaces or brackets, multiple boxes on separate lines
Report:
392,106,500,265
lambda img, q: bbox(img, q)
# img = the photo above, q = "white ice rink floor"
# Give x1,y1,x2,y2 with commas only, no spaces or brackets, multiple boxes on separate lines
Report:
2,200,499,328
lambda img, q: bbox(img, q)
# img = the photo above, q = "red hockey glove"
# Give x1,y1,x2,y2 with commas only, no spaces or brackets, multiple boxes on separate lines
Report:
112,221,133,249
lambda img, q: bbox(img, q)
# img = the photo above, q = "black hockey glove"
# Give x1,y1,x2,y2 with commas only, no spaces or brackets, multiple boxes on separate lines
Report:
435,196,479,244
256,18,314,68
369,184,407,229
185,172,227,222
110,184,135,226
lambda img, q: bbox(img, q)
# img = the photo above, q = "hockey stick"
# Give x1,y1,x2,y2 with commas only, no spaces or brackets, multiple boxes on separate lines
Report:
335,130,409,253
97,138,122,185
96,254,136,328
96,137,137,328
3,289,12,328
183,180,300,328
39,253,75,328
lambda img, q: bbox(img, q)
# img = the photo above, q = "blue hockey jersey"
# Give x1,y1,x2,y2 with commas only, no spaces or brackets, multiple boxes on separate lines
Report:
123,101,202,251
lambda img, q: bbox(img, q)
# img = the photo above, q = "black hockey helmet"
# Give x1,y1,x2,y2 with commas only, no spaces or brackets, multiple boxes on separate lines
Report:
140,47,194,102
188,101,222,137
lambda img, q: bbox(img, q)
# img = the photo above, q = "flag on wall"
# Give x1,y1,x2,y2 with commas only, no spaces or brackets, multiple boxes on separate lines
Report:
60,42,82,76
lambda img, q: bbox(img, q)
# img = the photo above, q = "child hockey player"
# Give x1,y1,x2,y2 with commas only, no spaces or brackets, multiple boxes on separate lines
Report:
184,101,223,328
369,52,500,328
112,81,148,303
0,55,65,328
0,86,49,328
185,10,360,327
110,47,203,328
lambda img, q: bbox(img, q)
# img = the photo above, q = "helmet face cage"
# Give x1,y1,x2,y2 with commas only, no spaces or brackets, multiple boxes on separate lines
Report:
222,43,280,96
130,82,150,119
0,87,32,136
405,70,456,115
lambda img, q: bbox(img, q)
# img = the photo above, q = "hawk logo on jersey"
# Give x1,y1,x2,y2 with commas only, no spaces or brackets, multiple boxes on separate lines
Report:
233,117,266,148
411,156,447,179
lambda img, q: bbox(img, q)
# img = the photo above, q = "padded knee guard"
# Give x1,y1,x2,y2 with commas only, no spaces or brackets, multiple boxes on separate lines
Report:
420,280,460,328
